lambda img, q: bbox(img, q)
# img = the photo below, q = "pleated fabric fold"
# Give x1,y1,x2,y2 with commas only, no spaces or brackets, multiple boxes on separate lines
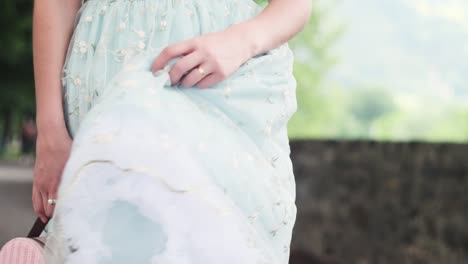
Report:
44,0,298,263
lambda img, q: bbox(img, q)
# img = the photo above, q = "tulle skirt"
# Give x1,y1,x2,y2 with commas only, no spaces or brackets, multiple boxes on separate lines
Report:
43,0,298,263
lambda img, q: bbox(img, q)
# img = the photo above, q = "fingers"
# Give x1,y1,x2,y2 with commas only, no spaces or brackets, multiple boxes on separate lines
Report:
152,37,232,88
44,190,57,219
151,40,196,72
196,73,225,89
180,62,213,88
32,185,48,223
40,191,50,220
169,51,205,85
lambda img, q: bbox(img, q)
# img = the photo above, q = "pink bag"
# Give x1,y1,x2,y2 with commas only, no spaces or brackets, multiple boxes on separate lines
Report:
0,218,48,264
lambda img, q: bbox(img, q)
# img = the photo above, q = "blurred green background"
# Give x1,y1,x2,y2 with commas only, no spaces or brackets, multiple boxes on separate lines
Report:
1,1,468,263
262,0,468,142
1,0,468,160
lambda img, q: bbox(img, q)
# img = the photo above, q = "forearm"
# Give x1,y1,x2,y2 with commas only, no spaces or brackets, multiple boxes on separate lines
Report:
230,0,312,57
33,0,81,134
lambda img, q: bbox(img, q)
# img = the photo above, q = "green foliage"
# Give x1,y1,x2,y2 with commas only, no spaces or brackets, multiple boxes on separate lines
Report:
286,1,346,139
282,0,468,142
0,0,35,153
1,0,468,155
0,0,35,110
253,0,268,6
349,88,395,130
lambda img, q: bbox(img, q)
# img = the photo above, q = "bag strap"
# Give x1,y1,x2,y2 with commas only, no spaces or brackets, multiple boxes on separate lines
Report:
30,237,46,247
27,217,48,238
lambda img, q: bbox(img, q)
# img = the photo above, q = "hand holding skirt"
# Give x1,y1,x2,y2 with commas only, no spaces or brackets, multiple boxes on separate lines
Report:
43,0,298,263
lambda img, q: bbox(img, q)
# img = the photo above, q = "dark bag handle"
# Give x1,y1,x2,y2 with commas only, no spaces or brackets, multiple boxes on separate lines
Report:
27,217,49,238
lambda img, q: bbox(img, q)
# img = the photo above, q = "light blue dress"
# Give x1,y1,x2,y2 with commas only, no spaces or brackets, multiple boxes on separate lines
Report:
43,0,298,263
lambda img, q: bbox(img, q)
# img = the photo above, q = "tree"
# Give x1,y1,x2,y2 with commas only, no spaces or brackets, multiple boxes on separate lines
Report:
287,1,344,139
0,0,35,152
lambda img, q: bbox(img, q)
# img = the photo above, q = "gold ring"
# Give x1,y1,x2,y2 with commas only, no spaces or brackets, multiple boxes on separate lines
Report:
47,198,57,205
197,66,206,76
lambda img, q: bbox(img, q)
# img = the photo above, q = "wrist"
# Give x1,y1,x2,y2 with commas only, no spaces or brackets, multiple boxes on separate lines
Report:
36,115,68,136
227,19,265,59
36,123,71,151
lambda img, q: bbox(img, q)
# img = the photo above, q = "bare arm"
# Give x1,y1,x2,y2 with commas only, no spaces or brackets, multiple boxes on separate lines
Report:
235,0,313,57
32,0,81,223
33,0,81,134
151,0,312,88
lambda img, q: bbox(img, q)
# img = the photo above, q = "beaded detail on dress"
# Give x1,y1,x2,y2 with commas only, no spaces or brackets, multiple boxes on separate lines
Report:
43,0,298,263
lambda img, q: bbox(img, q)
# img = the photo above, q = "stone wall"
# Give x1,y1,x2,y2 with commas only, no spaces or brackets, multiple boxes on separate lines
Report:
2,141,468,263
289,140,468,264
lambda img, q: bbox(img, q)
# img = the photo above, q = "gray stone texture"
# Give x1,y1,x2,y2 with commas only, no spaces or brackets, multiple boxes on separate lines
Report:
290,140,468,264
1,140,468,263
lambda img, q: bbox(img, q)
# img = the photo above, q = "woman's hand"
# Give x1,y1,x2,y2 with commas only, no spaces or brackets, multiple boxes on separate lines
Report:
150,0,312,89
32,0,81,223
32,128,72,223
151,25,256,89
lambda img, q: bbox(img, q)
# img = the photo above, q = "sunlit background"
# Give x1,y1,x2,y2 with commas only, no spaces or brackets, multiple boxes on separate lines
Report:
287,0,468,141
2,0,468,158
1,0,468,263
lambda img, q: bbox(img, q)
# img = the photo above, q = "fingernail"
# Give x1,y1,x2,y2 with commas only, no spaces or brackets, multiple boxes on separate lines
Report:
151,70,160,77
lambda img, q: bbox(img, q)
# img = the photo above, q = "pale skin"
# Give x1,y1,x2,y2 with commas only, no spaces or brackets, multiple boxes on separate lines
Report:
32,0,313,223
